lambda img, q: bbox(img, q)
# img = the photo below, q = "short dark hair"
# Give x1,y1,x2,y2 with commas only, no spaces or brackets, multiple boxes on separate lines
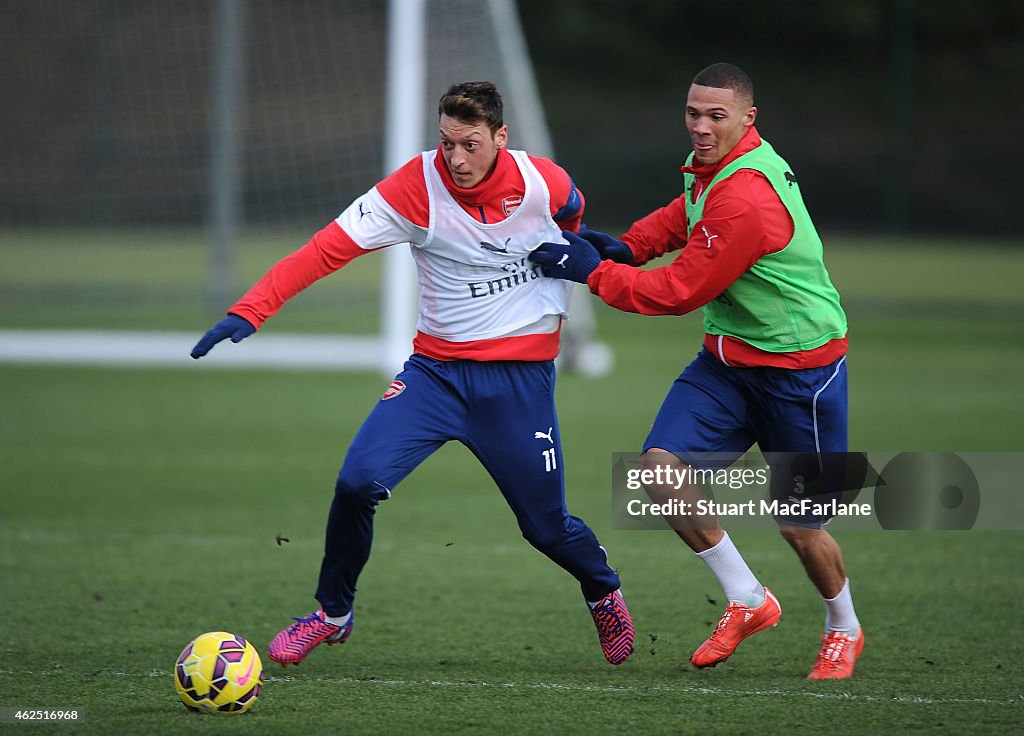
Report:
438,81,504,133
692,63,754,105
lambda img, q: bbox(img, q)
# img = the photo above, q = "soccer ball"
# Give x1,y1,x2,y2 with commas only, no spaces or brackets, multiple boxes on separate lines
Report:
174,631,264,715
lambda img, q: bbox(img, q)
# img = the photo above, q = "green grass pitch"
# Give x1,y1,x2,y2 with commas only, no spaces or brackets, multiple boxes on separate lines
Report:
1,234,1022,733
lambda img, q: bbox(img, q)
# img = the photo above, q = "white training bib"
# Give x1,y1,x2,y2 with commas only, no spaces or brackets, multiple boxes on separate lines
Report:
413,149,574,342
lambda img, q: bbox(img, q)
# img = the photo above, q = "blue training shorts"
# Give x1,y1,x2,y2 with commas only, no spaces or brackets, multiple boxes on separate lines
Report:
643,347,849,527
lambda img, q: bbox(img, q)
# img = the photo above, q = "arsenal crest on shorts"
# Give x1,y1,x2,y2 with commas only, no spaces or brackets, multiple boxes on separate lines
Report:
502,195,523,217
382,379,406,400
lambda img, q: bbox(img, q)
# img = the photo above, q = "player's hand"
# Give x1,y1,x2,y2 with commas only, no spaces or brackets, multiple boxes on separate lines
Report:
528,231,602,284
190,314,256,359
577,226,634,265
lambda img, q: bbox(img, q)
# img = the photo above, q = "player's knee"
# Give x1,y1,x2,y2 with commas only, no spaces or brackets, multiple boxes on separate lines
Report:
520,515,574,552
334,470,391,508
640,447,683,475
778,524,818,551
520,512,590,553
521,525,563,552
639,448,689,502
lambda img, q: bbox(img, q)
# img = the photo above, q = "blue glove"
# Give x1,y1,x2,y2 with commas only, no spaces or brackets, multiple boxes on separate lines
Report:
190,314,256,359
528,231,602,284
578,226,634,265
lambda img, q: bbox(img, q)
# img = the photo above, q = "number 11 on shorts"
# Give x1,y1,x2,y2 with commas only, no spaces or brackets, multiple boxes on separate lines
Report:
542,447,557,472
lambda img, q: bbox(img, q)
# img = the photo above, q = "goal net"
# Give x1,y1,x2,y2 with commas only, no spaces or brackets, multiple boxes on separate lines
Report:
0,0,609,374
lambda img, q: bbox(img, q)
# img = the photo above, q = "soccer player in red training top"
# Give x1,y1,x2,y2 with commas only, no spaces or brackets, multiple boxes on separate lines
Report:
191,82,634,667
530,63,863,679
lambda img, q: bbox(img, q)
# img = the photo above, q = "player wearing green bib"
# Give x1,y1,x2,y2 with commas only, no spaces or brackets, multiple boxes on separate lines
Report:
685,138,847,355
530,63,863,679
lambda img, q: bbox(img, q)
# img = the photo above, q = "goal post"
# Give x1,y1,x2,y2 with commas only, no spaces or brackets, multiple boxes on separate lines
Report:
381,0,425,376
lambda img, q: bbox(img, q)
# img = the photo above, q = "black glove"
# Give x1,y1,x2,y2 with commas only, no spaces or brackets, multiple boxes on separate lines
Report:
190,314,256,359
577,226,634,265
528,231,602,283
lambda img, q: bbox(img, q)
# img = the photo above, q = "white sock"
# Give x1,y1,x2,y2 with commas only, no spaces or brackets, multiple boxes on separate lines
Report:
822,578,860,636
696,532,765,608
323,611,352,628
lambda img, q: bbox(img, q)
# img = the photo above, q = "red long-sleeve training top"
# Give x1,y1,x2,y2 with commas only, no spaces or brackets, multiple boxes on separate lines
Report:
228,147,584,361
588,126,846,369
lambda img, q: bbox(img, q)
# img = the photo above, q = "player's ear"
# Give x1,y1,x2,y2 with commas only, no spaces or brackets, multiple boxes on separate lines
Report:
494,124,508,150
744,106,757,127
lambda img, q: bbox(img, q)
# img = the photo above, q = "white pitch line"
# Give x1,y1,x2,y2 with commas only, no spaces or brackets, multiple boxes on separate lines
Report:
263,674,1021,706
1,669,1018,707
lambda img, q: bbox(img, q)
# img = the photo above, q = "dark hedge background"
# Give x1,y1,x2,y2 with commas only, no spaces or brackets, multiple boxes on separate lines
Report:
518,0,1023,236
